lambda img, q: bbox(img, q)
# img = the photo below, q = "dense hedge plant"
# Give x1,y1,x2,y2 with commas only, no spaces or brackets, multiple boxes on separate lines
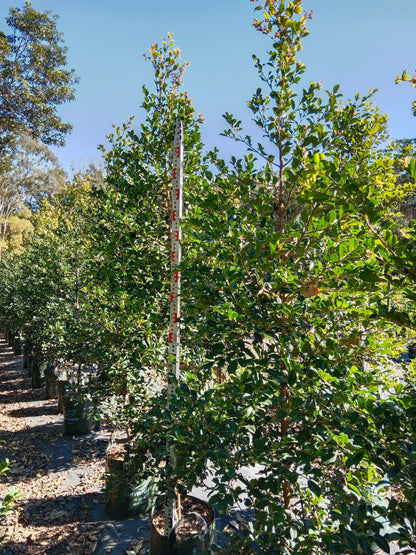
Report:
0,2,415,553
140,1,416,553
0,178,96,383
85,34,207,443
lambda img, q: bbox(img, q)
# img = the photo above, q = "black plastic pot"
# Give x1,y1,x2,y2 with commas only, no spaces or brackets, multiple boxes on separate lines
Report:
150,495,216,555
31,359,46,389
12,334,22,355
105,442,157,518
22,341,30,370
44,364,58,399
64,394,95,435
57,379,68,413
27,352,33,377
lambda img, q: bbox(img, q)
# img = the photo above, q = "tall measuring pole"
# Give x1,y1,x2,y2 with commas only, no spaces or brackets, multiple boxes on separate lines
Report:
164,117,183,538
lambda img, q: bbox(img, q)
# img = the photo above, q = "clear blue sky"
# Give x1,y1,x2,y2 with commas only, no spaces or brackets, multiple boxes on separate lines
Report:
2,0,416,173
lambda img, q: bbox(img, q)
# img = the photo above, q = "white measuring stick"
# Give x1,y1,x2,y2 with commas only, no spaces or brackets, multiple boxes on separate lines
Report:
164,117,183,538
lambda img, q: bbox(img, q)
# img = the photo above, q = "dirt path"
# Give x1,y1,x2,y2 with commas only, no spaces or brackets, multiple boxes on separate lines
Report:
0,335,150,554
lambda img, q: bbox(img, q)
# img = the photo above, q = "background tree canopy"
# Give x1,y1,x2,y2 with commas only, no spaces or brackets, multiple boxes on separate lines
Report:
0,1,78,151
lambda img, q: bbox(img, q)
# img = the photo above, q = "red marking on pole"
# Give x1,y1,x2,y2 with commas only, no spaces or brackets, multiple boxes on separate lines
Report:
166,117,183,539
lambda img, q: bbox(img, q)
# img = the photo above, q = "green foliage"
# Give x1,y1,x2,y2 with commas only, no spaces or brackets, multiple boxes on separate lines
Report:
0,1,78,150
165,0,416,551
0,178,96,373
395,70,416,116
0,2,416,553
91,34,206,439
0,459,22,543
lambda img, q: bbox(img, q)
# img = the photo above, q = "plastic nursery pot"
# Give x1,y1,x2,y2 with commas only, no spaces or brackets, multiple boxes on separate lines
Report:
6,328,13,346
31,359,46,389
22,341,30,370
27,352,33,377
105,442,157,518
63,393,95,435
57,378,68,413
150,495,216,555
12,334,22,355
44,364,58,399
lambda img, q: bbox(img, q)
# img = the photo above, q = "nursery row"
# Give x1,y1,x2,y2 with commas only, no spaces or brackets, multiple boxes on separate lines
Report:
0,322,216,554
1,2,416,553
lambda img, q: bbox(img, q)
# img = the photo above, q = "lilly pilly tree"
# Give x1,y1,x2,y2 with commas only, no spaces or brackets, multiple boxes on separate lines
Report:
176,1,416,552
89,34,205,444
8,179,94,368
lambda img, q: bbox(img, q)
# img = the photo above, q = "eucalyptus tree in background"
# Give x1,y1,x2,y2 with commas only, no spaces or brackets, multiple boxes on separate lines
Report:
0,1,78,152
0,133,67,259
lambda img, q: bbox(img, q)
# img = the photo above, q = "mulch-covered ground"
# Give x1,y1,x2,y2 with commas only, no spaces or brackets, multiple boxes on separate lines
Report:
0,333,255,554
0,335,149,554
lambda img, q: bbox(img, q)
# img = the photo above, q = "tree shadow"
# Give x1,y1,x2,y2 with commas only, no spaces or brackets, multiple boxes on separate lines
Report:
18,491,106,526
2,490,153,554
0,359,23,371
1,492,107,554
8,403,60,418
0,371,23,382
0,349,19,358
2,533,80,555
0,420,108,486
0,388,45,405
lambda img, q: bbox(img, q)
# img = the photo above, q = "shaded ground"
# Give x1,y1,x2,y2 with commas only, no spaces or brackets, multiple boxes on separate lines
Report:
0,335,241,554
1,333,410,554
0,335,150,554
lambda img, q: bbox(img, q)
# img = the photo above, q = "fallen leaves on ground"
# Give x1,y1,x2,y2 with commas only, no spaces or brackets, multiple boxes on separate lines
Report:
0,338,112,554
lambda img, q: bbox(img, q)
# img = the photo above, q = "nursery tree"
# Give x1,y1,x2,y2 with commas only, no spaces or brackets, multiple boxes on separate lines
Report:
156,0,416,552
2,178,95,369
88,34,205,441
0,1,77,151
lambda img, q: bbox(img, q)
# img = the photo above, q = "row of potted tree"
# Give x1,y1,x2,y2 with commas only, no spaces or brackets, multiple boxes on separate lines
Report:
1,1,416,552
